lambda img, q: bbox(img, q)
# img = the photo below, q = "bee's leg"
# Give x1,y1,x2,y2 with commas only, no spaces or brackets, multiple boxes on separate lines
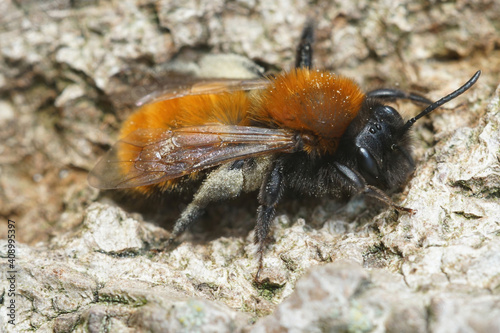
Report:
334,162,415,214
295,20,315,69
254,160,285,280
169,161,245,241
366,88,433,106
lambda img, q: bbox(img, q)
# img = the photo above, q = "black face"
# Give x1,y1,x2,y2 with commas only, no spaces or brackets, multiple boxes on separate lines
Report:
343,100,415,191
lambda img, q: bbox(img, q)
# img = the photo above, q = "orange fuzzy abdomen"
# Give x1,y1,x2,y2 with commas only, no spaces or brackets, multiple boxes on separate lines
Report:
120,91,251,138
252,68,365,153
118,91,252,194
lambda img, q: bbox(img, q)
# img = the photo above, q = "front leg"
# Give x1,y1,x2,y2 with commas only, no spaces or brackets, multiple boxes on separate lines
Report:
254,160,285,279
334,162,414,213
366,88,433,106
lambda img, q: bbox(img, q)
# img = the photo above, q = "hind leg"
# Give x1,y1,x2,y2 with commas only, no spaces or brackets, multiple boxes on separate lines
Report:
170,161,246,239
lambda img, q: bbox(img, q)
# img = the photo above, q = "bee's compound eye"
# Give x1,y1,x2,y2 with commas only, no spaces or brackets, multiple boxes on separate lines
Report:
379,105,399,117
358,147,379,180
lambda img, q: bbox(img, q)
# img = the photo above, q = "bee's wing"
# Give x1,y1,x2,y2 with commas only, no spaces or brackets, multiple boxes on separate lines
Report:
88,125,296,189
135,78,270,106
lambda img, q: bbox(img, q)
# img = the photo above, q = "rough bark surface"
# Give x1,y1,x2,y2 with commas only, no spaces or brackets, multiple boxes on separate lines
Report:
1,0,499,332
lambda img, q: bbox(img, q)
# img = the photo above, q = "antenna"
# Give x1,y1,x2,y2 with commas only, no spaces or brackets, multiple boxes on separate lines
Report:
402,70,481,133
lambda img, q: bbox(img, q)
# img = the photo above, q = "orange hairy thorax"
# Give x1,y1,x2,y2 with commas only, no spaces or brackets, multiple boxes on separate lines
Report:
252,68,365,153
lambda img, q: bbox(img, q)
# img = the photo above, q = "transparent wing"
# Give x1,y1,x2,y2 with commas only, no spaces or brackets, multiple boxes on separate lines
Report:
88,125,296,189
135,78,270,106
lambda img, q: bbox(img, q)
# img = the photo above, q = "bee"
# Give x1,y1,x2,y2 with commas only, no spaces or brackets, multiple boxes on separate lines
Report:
88,23,480,278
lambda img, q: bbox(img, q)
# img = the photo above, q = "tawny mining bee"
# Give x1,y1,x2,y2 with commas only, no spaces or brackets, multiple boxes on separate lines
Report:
88,23,480,276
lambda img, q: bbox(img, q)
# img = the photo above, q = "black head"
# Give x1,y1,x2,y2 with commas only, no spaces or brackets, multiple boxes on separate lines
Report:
349,101,414,190
342,71,481,191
